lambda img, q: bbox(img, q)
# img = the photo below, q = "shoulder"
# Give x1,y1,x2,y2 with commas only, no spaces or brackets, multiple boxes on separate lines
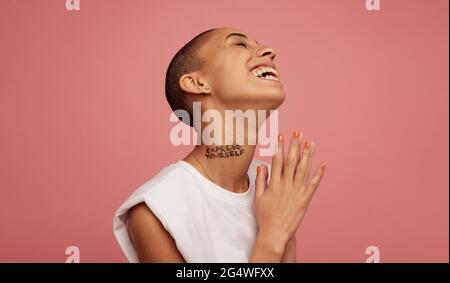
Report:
129,161,193,199
113,161,201,262
118,161,200,210
127,202,186,262
115,160,202,219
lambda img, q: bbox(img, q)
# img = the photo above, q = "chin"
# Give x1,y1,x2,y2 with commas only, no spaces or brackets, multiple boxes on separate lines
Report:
260,89,285,110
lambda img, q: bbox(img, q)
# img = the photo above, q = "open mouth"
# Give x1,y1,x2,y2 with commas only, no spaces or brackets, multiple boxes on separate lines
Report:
250,65,280,82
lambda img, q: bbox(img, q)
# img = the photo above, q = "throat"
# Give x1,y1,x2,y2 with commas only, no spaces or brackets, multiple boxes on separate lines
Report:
184,144,256,194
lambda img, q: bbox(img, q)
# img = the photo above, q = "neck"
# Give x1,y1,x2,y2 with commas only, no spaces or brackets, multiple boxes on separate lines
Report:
184,143,256,194
182,108,265,194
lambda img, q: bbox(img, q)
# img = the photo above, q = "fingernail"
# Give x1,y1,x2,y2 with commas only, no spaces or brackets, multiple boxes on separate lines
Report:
320,162,326,169
293,131,300,138
305,141,310,149
257,165,261,174
278,134,283,142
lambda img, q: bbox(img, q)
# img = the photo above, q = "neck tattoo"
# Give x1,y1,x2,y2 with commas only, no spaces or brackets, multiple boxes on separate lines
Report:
205,145,245,159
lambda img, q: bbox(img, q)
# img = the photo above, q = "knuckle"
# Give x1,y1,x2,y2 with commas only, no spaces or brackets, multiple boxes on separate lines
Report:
286,154,296,165
298,161,307,171
309,180,317,189
298,197,308,209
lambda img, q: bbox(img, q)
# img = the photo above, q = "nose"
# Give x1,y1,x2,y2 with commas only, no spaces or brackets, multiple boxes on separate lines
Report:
256,45,276,60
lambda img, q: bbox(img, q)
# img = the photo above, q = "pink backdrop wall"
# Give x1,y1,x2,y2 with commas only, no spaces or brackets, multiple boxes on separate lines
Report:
0,0,448,262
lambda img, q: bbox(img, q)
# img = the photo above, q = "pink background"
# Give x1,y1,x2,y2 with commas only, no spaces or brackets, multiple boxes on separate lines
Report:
0,0,448,262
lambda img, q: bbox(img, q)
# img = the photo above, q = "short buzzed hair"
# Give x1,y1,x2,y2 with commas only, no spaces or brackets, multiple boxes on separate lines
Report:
165,28,217,127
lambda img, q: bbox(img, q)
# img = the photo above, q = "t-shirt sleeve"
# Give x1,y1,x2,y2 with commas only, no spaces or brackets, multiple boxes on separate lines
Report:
142,186,211,262
113,168,214,263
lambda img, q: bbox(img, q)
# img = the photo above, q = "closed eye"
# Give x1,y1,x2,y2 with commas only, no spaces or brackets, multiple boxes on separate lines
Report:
236,42,248,48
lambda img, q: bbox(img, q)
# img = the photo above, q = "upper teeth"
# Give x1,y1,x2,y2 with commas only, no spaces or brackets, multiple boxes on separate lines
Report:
252,66,279,81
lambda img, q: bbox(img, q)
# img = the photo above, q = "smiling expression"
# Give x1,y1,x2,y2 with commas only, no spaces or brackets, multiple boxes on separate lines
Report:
188,27,285,112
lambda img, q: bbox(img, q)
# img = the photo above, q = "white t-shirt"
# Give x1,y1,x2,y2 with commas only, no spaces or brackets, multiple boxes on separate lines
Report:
112,158,271,263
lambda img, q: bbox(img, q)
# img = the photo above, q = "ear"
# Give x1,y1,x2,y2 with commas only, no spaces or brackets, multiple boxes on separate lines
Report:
179,73,211,95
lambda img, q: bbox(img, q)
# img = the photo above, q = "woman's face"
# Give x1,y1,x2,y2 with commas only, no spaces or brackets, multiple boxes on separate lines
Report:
196,27,285,111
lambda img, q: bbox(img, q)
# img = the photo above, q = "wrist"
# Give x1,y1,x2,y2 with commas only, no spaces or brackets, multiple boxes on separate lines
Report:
280,237,298,263
256,231,288,256
286,236,297,245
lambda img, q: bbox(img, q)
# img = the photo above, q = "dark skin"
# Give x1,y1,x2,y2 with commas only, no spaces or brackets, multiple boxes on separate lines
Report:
128,203,185,262
128,133,324,262
128,27,326,262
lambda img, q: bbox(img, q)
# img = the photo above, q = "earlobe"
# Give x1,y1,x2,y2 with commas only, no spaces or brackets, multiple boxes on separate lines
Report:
179,73,211,95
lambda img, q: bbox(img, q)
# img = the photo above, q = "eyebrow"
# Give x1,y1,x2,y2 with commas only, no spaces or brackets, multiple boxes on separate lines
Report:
225,32,259,44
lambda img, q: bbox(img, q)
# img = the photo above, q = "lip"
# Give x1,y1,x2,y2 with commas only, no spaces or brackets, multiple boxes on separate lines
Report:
249,62,278,73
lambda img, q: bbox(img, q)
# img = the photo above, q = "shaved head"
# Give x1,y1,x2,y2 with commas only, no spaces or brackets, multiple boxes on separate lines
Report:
165,28,217,127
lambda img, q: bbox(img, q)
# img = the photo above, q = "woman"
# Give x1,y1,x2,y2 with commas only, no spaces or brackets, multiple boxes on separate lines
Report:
113,27,327,263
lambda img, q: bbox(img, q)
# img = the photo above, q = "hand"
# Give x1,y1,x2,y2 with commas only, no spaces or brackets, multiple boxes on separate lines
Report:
254,131,326,254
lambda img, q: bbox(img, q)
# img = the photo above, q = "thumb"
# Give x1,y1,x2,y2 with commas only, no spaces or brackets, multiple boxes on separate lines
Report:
255,165,268,199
